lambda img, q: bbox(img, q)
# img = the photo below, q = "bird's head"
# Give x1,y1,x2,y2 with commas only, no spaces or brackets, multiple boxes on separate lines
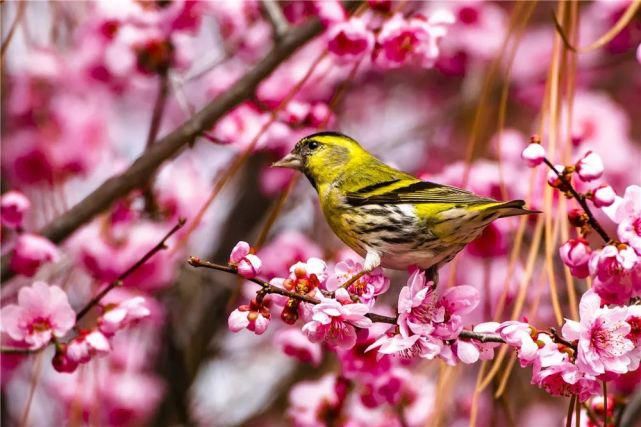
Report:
272,131,366,189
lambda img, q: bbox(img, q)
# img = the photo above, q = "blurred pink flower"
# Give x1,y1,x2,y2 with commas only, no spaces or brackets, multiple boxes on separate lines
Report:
327,17,375,63
521,143,546,167
288,374,344,426
2,281,75,349
0,191,30,229
592,184,616,208
100,370,165,427
375,12,453,69
98,296,151,337
72,220,178,291
66,329,111,365
613,185,641,254
302,288,372,349
559,238,592,279
228,297,271,335
575,151,604,182
229,241,262,279
258,231,323,278
275,328,322,366
562,290,634,376
10,233,60,277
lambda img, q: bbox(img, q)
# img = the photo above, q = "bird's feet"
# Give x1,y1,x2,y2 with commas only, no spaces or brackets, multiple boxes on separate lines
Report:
337,251,380,292
426,266,439,288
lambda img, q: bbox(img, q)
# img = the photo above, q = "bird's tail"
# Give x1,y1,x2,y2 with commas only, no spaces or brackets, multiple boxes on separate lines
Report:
495,200,541,218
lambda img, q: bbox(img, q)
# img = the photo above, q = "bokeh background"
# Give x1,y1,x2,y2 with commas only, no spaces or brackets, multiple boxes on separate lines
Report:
1,1,640,426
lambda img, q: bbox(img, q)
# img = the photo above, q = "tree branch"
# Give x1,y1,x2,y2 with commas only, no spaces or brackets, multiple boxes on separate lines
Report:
0,17,325,282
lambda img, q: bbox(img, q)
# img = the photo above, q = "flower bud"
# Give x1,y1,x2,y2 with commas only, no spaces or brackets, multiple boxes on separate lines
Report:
10,233,60,277
559,238,591,278
546,164,565,188
568,209,588,228
1,191,30,229
575,151,604,182
521,143,546,167
236,254,262,279
592,185,616,208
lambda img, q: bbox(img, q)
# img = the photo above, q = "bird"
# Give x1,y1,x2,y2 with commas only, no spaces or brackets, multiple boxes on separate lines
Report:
272,131,538,285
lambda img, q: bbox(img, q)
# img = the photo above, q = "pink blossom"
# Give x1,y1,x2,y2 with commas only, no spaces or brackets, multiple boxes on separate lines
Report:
625,305,641,371
592,185,616,208
327,17,375,63
314,0,347,26
366,326,443,360
228,298,271,335
276,328,323,366
397,269,437,336
302,288,372,349
325,259,390,306
521,143,546,167
531,359,600,402
559,238,592,278
1,191,30,229
497,321,539,367
562,290,634,376
10,233,60,277
288,257,328,285
575,150,604,181
613,185,641,254
229,241,262,279
432,285,480,340
98,296,151,336
2,281,75,349
66,329,111,365
376,12,453,69
450,322,502,365
589,244,638,285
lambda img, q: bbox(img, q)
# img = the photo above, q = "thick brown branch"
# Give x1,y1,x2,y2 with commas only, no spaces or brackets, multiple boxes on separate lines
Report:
0,17,325,282
75,219,185,321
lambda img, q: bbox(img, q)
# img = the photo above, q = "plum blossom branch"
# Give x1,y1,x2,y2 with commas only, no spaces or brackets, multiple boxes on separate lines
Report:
75,218,185,321
186,256,507,344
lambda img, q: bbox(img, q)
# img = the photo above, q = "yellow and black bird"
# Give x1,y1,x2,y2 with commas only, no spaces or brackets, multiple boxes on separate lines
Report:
273,132,537,284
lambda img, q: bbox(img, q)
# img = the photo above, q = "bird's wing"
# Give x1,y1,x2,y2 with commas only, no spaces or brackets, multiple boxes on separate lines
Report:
345,180,496,206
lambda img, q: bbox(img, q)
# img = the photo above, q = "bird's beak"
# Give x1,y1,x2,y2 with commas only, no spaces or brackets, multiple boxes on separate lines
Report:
272,153,303,170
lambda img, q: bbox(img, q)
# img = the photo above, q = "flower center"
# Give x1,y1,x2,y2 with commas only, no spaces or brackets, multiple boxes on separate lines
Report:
29,317,52,333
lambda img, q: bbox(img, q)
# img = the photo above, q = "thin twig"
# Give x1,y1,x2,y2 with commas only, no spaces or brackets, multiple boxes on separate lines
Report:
567,395,577,427
142,72,171,216
603,381,609,427
543,158,611,243
75,218,185,321
1,0,26,57
261,0,289,41
0,16,326,283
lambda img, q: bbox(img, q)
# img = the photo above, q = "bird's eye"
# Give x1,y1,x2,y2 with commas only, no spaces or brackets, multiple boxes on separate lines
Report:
308,140,319,150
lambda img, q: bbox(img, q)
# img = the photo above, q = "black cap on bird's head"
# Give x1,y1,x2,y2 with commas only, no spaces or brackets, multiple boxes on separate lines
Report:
271,131,359,170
